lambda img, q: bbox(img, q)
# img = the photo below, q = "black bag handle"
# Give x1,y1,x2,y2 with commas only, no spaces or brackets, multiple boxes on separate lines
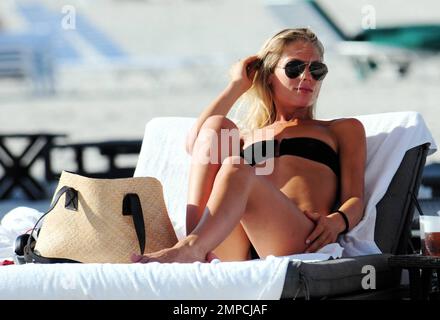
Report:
123,193,146,255
24,187,147,263
25,186,81,263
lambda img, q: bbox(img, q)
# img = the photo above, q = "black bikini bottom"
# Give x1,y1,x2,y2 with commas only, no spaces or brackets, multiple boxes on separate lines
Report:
249,244,260,260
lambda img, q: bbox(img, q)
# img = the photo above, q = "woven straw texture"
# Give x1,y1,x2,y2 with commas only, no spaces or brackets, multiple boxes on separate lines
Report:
35,171,178,263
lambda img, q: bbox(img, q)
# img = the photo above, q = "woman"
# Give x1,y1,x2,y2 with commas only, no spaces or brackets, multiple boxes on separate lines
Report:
132,28,366,263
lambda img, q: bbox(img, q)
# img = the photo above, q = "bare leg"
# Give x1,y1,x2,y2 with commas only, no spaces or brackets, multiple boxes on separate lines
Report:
185,115,250,261
132,156,315,263
186,115,239,233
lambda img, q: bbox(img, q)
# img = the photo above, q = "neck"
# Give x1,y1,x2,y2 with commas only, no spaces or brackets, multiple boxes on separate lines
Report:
274,105,311,123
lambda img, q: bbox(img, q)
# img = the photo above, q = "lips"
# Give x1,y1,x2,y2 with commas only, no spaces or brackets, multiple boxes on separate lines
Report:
295,87,313,92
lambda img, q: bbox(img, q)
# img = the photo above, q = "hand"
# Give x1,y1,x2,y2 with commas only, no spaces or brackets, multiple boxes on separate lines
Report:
229,55,260,92
303,211,345,253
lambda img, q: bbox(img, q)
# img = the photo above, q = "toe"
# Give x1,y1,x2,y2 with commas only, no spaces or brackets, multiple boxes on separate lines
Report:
206,251,220,262
131,253,142,263
139,255,153,263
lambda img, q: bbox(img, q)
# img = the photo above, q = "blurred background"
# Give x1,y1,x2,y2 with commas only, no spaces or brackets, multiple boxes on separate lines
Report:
0,0,440,215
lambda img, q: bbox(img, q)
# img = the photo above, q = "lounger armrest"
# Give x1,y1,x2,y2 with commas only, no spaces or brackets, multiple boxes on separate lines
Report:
281,253,400,299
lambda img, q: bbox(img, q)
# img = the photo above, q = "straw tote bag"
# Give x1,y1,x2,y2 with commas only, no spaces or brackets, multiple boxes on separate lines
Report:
23,171,178,264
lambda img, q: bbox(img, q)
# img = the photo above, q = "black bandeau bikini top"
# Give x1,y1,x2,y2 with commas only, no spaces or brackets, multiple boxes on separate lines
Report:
240,137,340,176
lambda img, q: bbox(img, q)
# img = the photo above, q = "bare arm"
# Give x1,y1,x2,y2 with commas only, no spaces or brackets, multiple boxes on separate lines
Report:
185,55,260,155
304,118,366,252
330,118,366,232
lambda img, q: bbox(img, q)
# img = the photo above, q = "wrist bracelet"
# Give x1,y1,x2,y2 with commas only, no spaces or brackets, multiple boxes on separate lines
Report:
336,210,349,235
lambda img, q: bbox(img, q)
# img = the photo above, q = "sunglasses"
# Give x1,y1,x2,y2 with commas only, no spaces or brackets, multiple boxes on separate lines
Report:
278,59,328,81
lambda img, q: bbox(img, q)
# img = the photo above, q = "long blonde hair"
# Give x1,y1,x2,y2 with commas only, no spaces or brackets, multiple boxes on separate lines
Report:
235,28,325,134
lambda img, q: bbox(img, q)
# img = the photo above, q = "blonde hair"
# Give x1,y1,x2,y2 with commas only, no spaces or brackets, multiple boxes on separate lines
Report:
235,28,324,135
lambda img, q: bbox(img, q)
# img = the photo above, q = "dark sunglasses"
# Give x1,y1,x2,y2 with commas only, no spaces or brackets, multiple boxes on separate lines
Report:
280,59,328,81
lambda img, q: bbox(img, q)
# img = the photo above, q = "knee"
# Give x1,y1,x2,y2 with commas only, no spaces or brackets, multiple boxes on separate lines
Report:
219,156,253,179
187,116,238,156
195,117,241,161
200,115,238,132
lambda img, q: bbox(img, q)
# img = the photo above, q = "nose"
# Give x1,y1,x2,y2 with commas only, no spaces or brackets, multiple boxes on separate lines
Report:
299,63,313,82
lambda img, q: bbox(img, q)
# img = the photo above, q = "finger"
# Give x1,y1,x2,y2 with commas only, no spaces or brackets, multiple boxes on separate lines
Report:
305,234,331,253
305,225,324,245
243,55,259,63
245,57,262,77
235,56,257,68
303,210,320,222
317,235,332,251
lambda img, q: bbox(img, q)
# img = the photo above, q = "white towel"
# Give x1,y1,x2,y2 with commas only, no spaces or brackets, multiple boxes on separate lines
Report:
134,117,196,239
0,256,288,300
0,207,42,260
340,111,437,256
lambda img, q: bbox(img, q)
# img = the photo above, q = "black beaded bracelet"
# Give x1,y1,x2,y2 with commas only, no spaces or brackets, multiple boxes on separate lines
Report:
336,210,349,235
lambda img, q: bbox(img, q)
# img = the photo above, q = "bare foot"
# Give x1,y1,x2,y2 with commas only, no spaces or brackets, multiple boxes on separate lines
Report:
206,251,220,262
131,240,208,264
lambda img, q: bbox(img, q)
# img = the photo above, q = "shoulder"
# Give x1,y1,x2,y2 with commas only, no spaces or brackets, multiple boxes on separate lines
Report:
328,118,365,138
328,118,366,155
